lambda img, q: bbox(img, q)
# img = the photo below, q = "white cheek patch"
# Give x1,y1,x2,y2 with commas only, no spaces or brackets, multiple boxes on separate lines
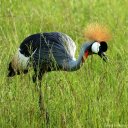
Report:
17,48,30,70
91,42,100,53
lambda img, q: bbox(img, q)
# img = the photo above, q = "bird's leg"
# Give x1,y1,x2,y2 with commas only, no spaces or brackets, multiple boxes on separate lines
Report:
38,80,45,116
37,69,49,125
35,69,45,115
32,69,39,91
33,66,49,125
32,68,44,110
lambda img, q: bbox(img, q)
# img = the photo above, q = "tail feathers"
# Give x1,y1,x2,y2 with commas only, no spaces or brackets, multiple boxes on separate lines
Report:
84,23,111,42
11,49,30,71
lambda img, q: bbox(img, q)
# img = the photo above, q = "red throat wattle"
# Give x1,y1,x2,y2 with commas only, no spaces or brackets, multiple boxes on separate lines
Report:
85,50,89,58
82,50,89,63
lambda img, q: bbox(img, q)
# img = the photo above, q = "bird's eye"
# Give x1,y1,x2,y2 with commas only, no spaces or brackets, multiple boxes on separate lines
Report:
91,42,100,53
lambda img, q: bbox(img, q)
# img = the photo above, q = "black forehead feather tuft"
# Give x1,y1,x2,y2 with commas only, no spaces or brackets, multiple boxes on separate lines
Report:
100,41,108,52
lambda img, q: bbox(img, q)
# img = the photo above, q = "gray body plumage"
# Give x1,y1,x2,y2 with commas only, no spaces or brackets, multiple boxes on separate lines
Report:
20,32,83,71
33,32,77,70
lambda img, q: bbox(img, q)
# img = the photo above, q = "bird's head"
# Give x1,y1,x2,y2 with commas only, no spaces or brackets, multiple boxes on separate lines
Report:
83,23,111,62
82,41,108,62
91,41,108,62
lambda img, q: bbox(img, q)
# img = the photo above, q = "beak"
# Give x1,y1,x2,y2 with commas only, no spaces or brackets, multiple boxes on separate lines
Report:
98,51,108,62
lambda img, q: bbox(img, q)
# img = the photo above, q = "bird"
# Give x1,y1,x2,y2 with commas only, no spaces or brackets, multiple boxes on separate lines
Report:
7,23,110,118
8,24,110,81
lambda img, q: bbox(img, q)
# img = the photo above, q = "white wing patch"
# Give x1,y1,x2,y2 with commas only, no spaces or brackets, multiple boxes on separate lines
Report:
62,34,76,60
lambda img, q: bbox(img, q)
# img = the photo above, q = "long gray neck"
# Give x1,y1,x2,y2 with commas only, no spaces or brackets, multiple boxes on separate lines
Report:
65,43,92,71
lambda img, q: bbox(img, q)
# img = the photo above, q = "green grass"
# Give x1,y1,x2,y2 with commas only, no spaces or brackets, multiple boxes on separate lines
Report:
0,0,128,127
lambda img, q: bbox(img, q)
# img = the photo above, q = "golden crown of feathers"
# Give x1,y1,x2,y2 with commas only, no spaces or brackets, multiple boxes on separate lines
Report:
84,23,111,42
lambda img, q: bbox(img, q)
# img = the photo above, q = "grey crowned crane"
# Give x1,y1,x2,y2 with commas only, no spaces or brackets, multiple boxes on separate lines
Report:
7,23,110,117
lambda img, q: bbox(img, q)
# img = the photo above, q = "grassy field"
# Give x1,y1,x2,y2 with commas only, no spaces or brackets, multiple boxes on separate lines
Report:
0,0,128,128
